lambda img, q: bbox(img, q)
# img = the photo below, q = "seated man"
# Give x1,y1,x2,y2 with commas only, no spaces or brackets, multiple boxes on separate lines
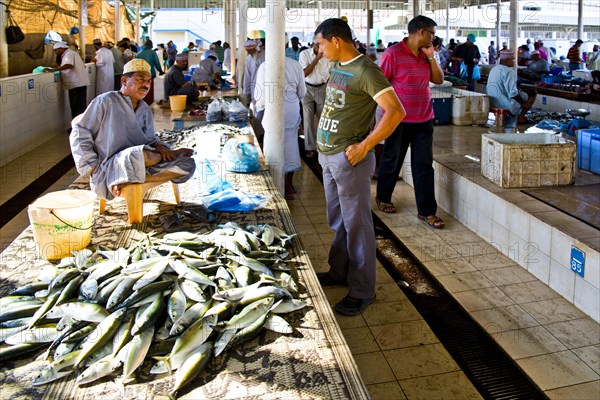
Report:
164,53,199,102
70,59,196,200
487,52,537,124
192,50,222,89
527,50,550,75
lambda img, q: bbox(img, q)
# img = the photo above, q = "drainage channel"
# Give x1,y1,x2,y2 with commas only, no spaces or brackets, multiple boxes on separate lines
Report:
373,220,547,400
299,152,547,400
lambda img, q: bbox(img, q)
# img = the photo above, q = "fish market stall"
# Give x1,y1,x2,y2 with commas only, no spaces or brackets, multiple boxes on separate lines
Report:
0,123,369,399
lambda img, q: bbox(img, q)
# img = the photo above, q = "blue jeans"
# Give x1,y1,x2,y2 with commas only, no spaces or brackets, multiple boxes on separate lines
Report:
376,120,437,217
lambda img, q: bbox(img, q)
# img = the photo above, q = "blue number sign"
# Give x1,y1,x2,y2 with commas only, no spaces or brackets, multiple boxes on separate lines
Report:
570,246,585,278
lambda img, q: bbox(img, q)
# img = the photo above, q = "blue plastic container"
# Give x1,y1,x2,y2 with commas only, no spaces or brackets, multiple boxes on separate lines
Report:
541,74,562,84
577,128,600,175
183,74,192,82
432,97,451,125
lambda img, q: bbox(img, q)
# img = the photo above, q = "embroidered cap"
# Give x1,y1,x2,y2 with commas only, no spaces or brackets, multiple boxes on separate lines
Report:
123,59,151,74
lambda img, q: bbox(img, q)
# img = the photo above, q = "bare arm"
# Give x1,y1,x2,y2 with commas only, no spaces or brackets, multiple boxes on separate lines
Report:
421,46,444,84
345,90,406,166
45,63,74,72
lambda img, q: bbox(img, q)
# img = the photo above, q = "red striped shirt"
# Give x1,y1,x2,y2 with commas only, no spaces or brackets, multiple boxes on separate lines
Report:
379,39,434,123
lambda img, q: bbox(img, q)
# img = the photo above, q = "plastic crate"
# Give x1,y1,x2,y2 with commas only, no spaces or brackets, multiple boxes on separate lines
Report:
431,93,452,125
541,74,562,84
481,133,576,188
577,129,600,175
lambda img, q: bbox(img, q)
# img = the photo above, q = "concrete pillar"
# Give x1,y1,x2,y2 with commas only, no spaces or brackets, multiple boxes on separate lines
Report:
136,2,141,44
577,0,583,40
0,2,8,78
366,0,372,47
79,1,86,60
509,0,518,62
445,0,450,43
496,0,501,57
229,0,236,76
115,1,120,43
263,0,286,195
238,0,248,98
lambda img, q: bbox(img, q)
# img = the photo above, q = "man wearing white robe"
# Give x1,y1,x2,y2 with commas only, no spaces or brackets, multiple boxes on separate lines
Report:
93,39,115,96
254,56,306,199
70,59,195,200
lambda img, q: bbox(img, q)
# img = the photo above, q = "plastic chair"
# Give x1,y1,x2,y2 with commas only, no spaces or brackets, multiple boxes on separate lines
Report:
99,181,180,224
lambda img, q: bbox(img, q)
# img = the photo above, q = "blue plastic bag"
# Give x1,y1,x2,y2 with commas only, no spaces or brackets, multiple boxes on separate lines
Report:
194,157,232,195
222,138,260,173
202,188,271,212
460,62,480,80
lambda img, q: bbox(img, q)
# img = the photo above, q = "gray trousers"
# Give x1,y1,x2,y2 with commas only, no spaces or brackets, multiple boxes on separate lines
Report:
302,84,326,152
319,151,376,299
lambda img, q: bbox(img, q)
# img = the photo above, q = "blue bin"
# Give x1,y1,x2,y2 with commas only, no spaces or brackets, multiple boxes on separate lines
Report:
183,74,192,82
432,97,451,125
577,129,600,175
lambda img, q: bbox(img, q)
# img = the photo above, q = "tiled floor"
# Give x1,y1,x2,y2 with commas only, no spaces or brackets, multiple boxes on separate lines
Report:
288,163,599,399
1,105,599,399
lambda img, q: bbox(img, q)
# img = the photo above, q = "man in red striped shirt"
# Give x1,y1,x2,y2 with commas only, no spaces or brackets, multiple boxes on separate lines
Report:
375,15,446,229
567,39,583,72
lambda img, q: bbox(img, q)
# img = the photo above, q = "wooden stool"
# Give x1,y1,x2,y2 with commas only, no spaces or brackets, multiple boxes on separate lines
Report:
99,181,180,224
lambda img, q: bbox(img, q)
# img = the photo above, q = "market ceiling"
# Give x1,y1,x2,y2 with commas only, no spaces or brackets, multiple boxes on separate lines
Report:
135,0,509,11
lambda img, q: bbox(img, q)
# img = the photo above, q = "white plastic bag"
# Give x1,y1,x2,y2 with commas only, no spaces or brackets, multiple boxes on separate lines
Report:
206,98,222,122
228,99,248,122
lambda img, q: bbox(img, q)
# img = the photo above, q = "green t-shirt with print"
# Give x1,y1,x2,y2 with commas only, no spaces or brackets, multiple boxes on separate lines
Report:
317,55,393,155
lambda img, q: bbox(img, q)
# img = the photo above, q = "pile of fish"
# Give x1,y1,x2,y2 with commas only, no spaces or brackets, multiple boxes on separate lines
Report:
0,222,306,397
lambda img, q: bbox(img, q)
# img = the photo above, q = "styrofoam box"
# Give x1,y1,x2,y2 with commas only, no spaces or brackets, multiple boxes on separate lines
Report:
481,133,576,188
432,87,490,126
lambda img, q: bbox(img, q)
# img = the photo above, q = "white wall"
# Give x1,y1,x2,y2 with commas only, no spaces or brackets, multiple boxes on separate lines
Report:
0,65,96,167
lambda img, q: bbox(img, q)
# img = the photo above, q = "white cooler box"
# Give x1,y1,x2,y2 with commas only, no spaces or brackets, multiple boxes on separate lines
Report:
431,87,490,126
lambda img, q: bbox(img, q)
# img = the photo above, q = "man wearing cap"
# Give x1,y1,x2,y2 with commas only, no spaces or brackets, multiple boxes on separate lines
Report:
487,52,537,124
164,53,199,103
243,39,266,138
192,51,221,88
93,39,115,96
243,39,266,105
527,50,550,75
452,33,481,90
70,59,195,201
299,40,332,158
44,42,90,122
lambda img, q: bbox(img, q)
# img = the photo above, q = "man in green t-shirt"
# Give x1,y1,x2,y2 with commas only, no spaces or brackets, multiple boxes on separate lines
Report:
314,18,406,316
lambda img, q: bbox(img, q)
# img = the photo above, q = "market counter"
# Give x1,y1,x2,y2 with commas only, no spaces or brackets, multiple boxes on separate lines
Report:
0,124,369,399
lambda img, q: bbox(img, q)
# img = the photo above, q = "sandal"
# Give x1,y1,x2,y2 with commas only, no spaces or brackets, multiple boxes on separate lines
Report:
159,212,184,233
284,193,295,201
182,206,216,223
418,214,445,229
376,197,396,213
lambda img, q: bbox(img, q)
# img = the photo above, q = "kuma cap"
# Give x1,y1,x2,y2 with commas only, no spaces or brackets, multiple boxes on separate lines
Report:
123,59,151,74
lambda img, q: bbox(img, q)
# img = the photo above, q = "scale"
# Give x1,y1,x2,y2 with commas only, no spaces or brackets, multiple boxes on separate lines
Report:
566,108,591,135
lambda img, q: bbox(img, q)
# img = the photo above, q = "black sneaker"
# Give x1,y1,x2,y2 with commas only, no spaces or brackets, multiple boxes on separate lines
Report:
334,294,376,316
316,272,347,287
